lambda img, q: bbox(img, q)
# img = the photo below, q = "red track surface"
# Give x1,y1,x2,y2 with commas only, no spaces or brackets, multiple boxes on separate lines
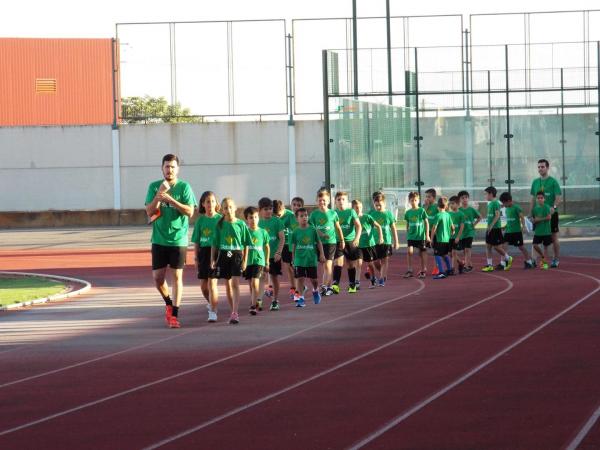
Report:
0,248,599,450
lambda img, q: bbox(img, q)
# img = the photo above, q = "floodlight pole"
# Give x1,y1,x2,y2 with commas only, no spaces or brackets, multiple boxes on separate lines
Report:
323,50,332,191
597,42,600,187
560,68,567,214
386,0,392,105
352,0,358,97
414,47,423,199
504,45,514,193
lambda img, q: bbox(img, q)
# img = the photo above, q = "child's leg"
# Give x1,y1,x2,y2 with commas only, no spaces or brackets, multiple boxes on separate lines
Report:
518,245,531,261
230,277,240,313
225,279,234,310
296,276,305,296
434,255,444,272
493,244,507,257
310,277,319,290
323,259,333,286
543,244,550,262
272,274,280,300
380,256,389,279
406,246,414,272
333,255,344,286
208,278,219,312
465,247,472,267
347,259,358,287
419,249,427,272
533,244,544,259
200,279,209,302
443,252,452,271
451,249,457,271
368,261,379,285
485,244,493,265
250,277,260,307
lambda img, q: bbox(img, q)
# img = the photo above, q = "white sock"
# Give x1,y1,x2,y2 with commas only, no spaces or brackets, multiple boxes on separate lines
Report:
487,258,492,266
504,254,511,261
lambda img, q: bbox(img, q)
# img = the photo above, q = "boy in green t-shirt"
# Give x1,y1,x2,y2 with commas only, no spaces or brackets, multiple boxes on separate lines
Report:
274,197,304,300
531,191,553,270
404,191,429,279
430,196,455,279
291,208,326,307
258,197,286,311
309,189,344,296
448,196,465,275
352,199,383,289
499,192,534,269
368,192,399,287
482,186,513,272
332,191,362,293
243,207,270,315
457,190,481,273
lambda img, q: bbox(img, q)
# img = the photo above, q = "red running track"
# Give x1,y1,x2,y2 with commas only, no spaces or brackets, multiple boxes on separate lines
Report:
0,248,599,450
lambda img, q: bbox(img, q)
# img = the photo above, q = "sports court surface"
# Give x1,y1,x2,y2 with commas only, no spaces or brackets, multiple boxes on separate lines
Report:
1,227,599,449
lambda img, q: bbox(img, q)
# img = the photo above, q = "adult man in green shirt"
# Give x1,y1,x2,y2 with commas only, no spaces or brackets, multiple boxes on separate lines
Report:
529,158,562,267
145,154,196,328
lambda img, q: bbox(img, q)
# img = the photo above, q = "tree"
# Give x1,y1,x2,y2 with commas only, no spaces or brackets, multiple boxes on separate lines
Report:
121,96,203,124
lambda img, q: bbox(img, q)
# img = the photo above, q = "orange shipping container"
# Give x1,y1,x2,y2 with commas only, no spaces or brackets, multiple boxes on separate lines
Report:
0,38,118,127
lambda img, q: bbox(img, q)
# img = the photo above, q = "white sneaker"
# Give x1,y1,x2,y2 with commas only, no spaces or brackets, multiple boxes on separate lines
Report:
207,310,217,323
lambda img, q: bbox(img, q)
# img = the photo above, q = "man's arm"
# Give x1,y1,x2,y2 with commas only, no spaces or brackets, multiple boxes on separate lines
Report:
157,192,194,218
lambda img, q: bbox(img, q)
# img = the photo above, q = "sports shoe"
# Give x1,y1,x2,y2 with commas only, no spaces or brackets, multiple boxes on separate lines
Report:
551,259,559,268
541,261,549,270
378,278,385,287
256,299,263,311
458,261,465,274
495,264,505,271
368,281,377,289
269,300,280,311
403,270,413,278
355,281,361,290
296,297,306,308
364,267,371,280
289,288,296,301
524,261,534,269
229,312,239,324
417,271,426,279
348,284,357,294
331,284,340,294
312,290,321,304
264,285,274,299
325,287,334,296
463,266,473,273
319,285,327,295
168,316,181,328
445,269,455,276
249,305,257,316
293,291,301,302
165,305,173,325
482,265,494,272
433,273,447,280
207,309,218,323
505,256,513,270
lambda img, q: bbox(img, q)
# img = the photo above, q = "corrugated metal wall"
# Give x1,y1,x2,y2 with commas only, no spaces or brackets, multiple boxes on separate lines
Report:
0,38,116,126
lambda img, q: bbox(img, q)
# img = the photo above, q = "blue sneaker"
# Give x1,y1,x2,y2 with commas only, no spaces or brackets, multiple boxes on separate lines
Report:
312,290,321,304
296,297,306,308
378,278,385,287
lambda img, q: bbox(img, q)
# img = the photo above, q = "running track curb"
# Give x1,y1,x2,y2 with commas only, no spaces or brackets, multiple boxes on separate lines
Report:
0,271,91,311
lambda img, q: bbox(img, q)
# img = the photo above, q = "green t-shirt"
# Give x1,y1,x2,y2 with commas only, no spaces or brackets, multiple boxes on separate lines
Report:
191,213,222,247
336,208,359,242
247,227,270,266
291,226,320,267
504,204,523,234
145,179,197,247
404,207,428,241
282,211,300,251
259,216,284,256
486,199,502,229
530,176,562,207
459,206,481,239
358,214,377,248
449,210,465,240
368,209,395,245
213,218,252,251
434,211,453,243
532,204,552,236
309,209,339,245
279,209,296,244
425,203,439,228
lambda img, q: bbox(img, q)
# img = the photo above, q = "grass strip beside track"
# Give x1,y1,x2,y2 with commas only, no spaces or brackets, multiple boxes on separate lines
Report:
0,276,66,307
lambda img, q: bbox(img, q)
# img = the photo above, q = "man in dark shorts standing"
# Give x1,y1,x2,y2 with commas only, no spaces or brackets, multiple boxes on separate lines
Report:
145,154,197,328
529,158,562,268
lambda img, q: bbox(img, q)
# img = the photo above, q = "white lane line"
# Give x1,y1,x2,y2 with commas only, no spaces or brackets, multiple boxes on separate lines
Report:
0,281,427,437
566,403,600,450
141,274,513,450
348,269,600,450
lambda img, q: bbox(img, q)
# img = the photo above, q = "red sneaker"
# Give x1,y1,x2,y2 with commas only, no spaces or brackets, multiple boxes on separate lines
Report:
168,316,180,328
165,305,173,325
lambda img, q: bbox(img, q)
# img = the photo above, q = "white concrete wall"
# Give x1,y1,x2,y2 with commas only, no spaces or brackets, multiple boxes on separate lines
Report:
0,121,325,211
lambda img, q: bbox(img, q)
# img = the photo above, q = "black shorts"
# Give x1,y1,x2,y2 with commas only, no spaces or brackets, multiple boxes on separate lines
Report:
320,243,338,261
376,244,393,259
551,211,559,233
294,266,318,280
459,237,473,249
407,240,426,251
434,242,451,256
485,228,504,246
451,239,463,251
343,242,361,261
152,244,187,270
281,246,293,264
196,246,216,279
533,235,553,246
214,250,243,279
269,258,283,276
504,232,524,247
243,264,264,280
360,246,377,262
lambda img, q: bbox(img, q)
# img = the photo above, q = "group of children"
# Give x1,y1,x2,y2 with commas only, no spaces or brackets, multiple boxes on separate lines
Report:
187,185,555,326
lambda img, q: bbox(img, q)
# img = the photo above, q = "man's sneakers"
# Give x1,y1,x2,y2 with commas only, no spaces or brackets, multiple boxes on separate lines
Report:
296,297,306,308
165,305,173,325
249,305,257,316
312,290,322,304
348,284,357,294
551,258,559,268
331,284,340,295
505,256,513,270
269,300,280,311
168,316,181,328
433,273,447,280
229,312,239,324
482,265,494,272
